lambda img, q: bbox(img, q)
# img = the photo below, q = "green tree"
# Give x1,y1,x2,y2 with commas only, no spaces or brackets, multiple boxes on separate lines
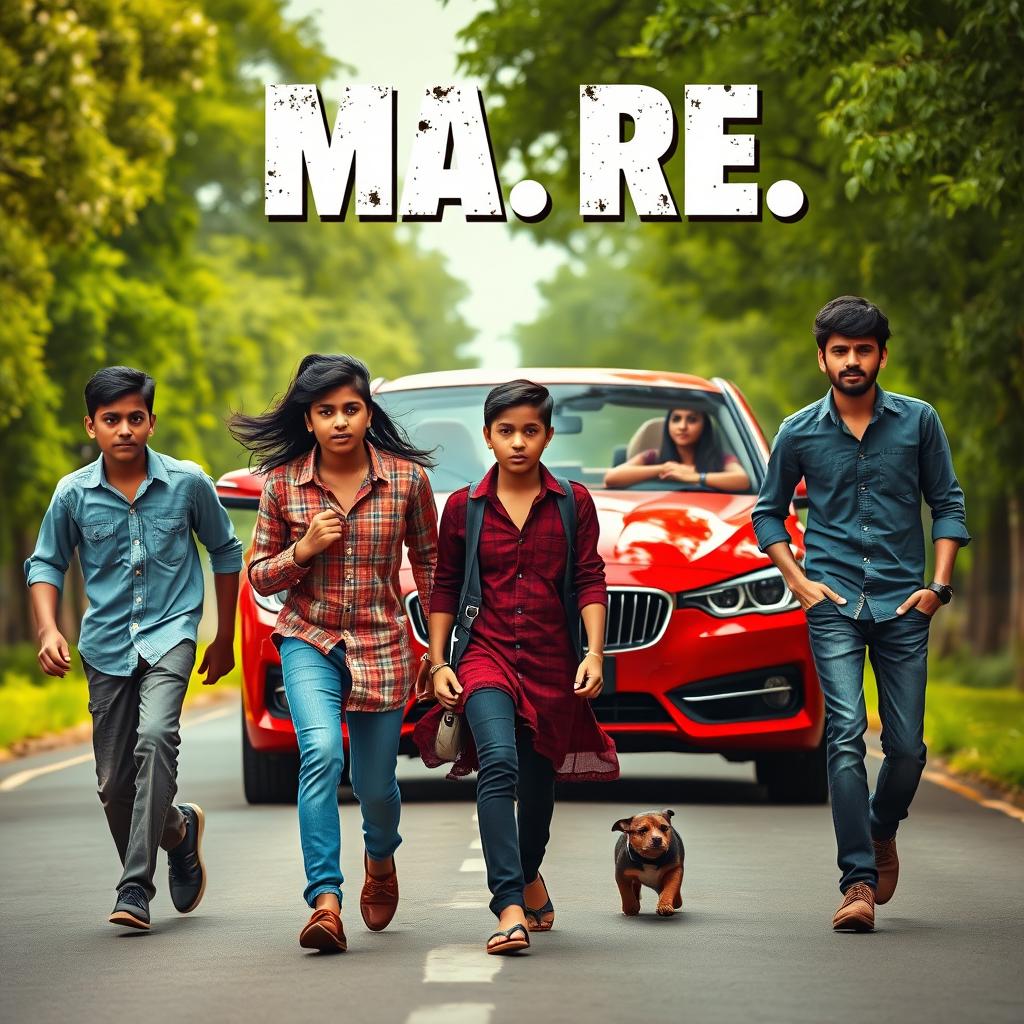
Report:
1,0,474,645
453,0,1024,681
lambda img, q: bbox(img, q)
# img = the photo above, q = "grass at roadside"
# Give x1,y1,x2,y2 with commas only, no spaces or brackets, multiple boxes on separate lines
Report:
865,663,1024,794
0,642,240,752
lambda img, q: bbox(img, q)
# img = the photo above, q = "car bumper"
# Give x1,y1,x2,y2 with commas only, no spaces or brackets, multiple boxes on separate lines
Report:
240,592,822,758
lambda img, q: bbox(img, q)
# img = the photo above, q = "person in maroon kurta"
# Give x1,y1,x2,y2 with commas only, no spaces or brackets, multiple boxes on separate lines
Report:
413,381,618,956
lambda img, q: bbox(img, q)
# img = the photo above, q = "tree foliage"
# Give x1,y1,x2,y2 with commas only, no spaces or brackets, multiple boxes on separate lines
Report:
454,0,1024,668
0,0,475,572
0,1,475,647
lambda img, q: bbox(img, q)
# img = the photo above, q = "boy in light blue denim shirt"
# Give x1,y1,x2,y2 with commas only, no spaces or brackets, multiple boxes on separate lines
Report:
25,366,242,931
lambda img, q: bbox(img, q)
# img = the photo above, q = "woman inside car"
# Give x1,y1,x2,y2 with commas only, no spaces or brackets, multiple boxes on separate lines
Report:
603,407,751,491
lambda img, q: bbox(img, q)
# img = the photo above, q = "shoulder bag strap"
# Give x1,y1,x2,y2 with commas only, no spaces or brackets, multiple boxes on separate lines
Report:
450,484,485,669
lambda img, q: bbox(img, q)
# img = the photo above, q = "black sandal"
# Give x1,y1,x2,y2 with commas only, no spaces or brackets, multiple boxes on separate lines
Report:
525,874,555,932
486,922,531,955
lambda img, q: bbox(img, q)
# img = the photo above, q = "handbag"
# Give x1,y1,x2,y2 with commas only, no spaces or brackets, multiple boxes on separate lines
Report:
433,707,465,763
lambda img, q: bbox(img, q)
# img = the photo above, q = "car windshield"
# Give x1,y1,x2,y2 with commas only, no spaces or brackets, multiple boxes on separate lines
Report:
374,384,761,494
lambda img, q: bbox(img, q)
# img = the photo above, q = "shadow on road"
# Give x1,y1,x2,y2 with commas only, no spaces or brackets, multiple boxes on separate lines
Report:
391,775,769,806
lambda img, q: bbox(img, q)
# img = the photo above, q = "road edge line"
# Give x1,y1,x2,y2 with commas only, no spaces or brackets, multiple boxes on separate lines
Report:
0,704,233,793
867,748,1024,823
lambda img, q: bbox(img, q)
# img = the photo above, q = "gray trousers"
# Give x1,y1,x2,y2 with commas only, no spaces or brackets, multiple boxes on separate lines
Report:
83,640,195,900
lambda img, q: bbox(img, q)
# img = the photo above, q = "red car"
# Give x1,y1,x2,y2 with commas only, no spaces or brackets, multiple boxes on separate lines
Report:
217,368,826,804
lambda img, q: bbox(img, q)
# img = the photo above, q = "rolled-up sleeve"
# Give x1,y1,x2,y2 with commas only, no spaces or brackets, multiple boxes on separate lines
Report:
24,488,78,592
920,406,971,547
191,473,243,574
752,424,801,552
247,479,311,595
573,485,607,608
430,491,467,616
406,466,438,616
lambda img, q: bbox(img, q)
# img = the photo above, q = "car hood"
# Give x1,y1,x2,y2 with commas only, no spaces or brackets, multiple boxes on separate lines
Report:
590,489,776,589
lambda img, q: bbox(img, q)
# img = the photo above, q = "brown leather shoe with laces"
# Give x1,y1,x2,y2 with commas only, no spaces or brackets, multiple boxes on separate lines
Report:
872,837,899,905
299,908,347,952
360,852,399,931
832,882,875,932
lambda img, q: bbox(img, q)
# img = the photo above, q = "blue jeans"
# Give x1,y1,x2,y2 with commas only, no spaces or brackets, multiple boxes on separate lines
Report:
805,601,930,893
279,637,404,907
464,688,556,916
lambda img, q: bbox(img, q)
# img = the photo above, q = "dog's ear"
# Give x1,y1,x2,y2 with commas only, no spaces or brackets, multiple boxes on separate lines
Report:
611,817,633,833
662,809,675,822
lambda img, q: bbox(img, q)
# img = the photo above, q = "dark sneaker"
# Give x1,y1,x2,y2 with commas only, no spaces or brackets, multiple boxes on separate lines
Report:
832,882,875,932
872,837,900,905
168,803,206,913
109,884,150,930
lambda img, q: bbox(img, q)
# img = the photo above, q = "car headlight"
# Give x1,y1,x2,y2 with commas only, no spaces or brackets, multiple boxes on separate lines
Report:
680,568,798,617
252,589,288,614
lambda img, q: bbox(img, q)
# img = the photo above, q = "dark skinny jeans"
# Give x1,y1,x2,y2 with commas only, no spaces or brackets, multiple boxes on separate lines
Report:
463,688,555,916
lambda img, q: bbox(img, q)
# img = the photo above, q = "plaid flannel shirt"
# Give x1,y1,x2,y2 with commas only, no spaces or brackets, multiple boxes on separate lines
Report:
248,444,437,712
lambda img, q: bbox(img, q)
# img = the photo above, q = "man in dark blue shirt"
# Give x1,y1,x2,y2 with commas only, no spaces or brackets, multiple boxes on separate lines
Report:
752,296,969,933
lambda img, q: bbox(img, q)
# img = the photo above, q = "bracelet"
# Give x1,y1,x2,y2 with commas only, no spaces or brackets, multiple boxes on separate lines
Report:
699,472,707,486
429,662,451,678
585,651,604,660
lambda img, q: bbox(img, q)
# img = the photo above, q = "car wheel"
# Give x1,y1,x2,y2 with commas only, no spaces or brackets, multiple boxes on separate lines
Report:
242,705,299,804
756,738,829,804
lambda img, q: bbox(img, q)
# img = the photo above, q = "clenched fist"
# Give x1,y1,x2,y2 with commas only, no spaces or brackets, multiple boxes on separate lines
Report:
294,509,344,565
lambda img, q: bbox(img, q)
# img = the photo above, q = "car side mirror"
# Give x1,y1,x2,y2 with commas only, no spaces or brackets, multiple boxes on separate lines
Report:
792,478,809,511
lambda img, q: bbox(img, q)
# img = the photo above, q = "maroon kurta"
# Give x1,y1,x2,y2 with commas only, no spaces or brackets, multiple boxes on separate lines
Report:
414,464,620,782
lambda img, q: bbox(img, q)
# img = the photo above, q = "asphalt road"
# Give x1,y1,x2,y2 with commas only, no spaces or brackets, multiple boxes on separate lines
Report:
1,695,1021,1024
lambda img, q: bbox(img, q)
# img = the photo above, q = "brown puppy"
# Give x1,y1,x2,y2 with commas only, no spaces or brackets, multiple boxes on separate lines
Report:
612,809,684,917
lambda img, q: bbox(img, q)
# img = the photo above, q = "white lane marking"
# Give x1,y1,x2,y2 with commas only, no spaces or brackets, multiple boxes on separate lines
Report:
424,947,502,984
469,838,482,850
0,753,93,793
459,858,486,873
443,900,484,910
407,1004,495,1024
0,704,233,793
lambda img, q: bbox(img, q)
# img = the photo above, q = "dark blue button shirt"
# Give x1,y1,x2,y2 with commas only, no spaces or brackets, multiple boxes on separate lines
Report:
752,386,970,622
25,449,243,674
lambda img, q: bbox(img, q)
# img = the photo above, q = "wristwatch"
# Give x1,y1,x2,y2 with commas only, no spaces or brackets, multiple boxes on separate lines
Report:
927,582,954,605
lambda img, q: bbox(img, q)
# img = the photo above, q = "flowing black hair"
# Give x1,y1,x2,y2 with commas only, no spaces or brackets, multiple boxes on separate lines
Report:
658,407,726,473
228,354,435,473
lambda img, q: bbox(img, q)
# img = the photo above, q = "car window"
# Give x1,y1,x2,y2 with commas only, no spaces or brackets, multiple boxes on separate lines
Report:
375,384,760,493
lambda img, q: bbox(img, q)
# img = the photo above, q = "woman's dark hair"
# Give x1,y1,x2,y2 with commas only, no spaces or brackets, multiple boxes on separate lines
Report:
84,366,156,418
813,295,890,352
228,354,435,472
483,379,553,428
659,408,726,473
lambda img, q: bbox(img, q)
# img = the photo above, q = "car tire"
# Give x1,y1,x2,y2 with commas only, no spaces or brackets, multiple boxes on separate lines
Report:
756,738,829,804
242,705,299,804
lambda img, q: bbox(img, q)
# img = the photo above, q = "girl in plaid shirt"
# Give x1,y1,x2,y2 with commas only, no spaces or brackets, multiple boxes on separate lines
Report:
230,354,438,953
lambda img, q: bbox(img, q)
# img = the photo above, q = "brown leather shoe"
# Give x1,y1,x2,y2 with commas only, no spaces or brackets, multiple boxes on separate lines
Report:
873,837,899,905
360,853,399,931
299,908,347,952
832,882,875,932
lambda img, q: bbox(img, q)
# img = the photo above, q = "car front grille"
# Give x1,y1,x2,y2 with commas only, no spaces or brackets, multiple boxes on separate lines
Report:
602,589,672,651
404,587,672,654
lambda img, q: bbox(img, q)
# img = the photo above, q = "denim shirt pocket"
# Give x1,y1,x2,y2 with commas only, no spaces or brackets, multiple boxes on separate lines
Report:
151,515,190,567
879,447,919,500
80,520,118,571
